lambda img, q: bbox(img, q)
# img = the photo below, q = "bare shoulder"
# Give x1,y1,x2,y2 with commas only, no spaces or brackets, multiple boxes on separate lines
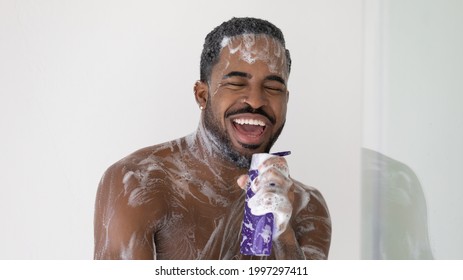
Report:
94,141,180,259
291,179,330,218
98,141,178,207
290,179,332,259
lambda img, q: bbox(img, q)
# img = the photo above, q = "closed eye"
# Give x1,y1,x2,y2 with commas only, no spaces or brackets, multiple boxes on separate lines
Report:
221,82,246,90
228,83,245,87
264,75,286,93
264,84,286,94
265,86,285,92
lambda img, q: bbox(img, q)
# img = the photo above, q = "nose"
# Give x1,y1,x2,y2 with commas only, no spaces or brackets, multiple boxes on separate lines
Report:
244,86,268,109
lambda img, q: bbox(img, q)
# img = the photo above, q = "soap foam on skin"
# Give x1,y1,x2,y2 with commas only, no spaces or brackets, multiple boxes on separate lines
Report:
95,171,118,259
98,141,233,258
123,153,230,209
210,34,288,96
98,125,244,259
120,233,137,260
95,117,330,259
221,34,286,78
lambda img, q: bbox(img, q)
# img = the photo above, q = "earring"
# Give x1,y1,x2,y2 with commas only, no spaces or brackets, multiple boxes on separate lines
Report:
200,105,205,110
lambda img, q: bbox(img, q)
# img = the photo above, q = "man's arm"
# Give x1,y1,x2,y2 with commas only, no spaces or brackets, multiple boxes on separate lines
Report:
291,183,332,259
94,162,165,259
270,183,331,260
237,156,331,259
272,226,306,259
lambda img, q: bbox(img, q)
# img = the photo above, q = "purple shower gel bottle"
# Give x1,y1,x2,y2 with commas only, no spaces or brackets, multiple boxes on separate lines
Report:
240,151,290,256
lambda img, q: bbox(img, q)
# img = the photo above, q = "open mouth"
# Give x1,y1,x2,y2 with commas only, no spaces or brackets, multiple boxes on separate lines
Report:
231,116,269,146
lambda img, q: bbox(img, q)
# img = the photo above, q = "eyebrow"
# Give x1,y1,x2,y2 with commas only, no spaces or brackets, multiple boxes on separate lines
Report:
222,71,286,86
222,71,252,79
265,75,286,86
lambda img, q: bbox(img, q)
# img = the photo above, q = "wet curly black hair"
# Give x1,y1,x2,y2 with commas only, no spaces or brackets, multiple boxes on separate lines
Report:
200,17,291,83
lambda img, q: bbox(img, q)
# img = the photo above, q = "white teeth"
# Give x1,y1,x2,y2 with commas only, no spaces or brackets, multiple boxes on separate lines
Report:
233,119,266,126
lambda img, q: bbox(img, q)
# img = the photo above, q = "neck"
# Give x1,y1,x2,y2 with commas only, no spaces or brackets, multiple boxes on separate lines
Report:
186,122,249,185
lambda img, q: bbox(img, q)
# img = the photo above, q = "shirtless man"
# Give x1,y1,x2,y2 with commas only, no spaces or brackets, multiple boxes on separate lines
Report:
94,17,331,260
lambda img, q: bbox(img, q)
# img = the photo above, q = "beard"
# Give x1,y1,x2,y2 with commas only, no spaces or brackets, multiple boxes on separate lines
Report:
202,100,285,169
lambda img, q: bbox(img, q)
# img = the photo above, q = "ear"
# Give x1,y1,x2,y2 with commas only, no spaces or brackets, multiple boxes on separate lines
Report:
194,80,209,109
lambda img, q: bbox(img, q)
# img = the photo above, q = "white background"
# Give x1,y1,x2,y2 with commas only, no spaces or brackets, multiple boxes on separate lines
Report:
1,0,365,259
363,0,463,259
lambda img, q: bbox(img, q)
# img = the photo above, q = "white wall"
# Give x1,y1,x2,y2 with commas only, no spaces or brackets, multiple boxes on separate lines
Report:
0,0,363,259
363,0,463,259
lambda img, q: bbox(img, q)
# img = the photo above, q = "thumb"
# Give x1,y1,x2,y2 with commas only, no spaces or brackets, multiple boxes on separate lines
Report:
236,174,249,190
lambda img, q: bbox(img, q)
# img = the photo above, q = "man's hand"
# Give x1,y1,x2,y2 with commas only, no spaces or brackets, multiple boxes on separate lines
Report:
237,156,294,240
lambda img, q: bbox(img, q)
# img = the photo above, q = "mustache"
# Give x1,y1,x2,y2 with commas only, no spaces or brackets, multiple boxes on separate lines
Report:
225,105,276,125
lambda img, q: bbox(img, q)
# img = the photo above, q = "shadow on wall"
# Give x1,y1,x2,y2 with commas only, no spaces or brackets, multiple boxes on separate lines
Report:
362,148,433,259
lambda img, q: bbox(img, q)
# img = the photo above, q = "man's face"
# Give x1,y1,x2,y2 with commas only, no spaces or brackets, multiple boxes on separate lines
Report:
202,34,289,167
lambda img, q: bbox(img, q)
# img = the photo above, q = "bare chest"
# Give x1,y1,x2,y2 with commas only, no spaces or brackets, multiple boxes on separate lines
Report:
154,184,246,259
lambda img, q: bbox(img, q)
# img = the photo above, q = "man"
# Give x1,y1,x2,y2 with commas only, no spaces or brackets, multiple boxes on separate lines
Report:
94,17,331,260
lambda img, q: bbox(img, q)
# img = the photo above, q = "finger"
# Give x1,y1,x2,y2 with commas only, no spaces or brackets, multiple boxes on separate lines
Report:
236,174,249,190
